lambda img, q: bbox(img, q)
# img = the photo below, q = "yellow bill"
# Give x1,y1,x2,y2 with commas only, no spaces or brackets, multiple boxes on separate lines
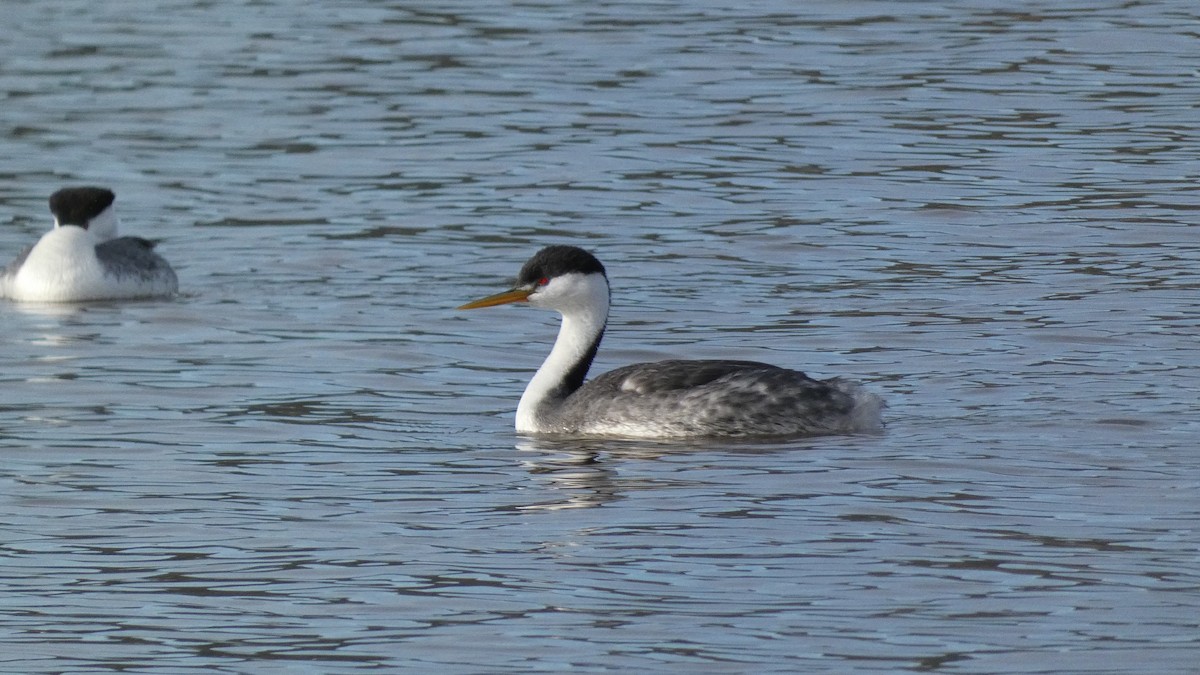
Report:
457,287,534,310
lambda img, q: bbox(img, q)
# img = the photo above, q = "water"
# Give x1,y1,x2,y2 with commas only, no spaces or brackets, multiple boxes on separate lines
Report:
1,1,1197,672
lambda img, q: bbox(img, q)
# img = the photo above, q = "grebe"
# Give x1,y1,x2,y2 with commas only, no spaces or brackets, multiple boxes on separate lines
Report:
1,187,177,302
458,245,883,438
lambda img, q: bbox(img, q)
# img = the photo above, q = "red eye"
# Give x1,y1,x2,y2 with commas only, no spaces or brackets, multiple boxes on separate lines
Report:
537,277,550,286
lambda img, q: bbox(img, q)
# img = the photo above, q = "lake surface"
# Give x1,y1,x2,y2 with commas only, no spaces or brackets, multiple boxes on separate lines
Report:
1,1,1197,672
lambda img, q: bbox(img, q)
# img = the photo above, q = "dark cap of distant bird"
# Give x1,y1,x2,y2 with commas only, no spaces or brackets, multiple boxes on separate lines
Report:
49,187,116,226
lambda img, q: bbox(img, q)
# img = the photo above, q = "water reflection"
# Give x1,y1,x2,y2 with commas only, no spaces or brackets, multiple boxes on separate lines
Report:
6,302,89,320
513,435,841,512
515,441,619,511
513,436,706,512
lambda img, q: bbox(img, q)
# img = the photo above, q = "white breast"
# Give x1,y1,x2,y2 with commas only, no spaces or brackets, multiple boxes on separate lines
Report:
6,227,108,302
3,226,175,302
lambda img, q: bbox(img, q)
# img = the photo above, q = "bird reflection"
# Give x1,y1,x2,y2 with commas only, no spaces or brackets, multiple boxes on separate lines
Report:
514,437,684,511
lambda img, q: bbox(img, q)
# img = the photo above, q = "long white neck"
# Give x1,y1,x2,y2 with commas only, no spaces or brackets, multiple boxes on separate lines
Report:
516,274,610,433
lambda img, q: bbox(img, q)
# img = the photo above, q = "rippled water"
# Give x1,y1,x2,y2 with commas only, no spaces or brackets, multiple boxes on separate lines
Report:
2,1,1197,672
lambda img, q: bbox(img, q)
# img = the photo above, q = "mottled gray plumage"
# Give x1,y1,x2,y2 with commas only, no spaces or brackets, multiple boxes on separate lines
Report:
547,359,875,438
95,236,176,284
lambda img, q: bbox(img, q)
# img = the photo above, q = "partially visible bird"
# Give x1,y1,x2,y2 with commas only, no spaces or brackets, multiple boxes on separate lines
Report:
1,187,177,302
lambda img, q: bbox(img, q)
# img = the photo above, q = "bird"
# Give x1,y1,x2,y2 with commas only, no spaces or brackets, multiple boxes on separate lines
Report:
458,245,884,439
1,186,177,302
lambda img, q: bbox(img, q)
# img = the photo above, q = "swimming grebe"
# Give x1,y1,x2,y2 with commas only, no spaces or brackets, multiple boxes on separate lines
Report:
458,245,883,438
1,187,177,302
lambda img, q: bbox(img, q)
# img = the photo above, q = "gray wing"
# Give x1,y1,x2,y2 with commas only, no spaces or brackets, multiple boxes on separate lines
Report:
95,236,176,282
588,359,808,394
569,359,866,436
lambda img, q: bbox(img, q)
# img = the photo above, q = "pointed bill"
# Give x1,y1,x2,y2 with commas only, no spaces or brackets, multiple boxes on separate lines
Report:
457,287,534,310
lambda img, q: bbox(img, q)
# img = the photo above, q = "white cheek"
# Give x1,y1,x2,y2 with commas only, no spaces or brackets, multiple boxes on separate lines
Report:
525,272,608,315
529,279,567,306
530,293,562,310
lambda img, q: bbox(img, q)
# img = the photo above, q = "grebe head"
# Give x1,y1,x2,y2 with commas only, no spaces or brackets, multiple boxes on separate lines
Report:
458,245,609,315
49,187,118,241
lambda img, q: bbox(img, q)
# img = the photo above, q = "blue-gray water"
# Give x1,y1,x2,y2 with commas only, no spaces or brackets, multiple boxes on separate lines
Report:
1,1,1197,672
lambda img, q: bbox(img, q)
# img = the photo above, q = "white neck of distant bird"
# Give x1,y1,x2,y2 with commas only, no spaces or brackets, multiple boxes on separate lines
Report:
516,273,610,430
56,205,119,241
